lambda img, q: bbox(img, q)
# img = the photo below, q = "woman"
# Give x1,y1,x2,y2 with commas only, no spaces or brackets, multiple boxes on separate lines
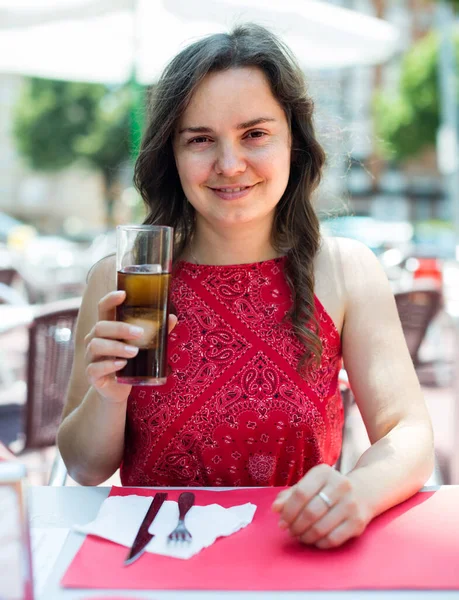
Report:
58,23,434,549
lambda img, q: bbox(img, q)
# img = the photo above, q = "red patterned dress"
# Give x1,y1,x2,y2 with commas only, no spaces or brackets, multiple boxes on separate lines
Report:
121,257,343,487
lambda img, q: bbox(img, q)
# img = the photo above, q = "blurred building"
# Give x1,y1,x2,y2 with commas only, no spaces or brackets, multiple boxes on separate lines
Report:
337,0,445,222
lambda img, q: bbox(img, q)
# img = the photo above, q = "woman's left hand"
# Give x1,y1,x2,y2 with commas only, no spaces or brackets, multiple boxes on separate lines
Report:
272,464,373,549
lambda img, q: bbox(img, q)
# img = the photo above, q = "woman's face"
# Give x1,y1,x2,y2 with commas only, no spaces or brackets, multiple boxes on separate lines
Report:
173,67,291,231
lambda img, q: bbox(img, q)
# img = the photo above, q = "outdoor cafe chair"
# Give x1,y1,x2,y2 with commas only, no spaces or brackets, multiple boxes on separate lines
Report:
336,289,446,483
335,288,442,476
10,296,81,485
394,288,443,371
0,267,18,287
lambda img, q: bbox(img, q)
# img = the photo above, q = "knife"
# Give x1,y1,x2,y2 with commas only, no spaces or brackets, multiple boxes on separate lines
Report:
124,492,168,565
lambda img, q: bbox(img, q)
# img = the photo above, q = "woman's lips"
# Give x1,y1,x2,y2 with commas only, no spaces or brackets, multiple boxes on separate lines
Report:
209,184,255,201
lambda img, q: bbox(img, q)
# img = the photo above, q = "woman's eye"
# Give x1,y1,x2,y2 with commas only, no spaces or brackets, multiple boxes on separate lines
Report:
189,136,211,144
246,130,267,139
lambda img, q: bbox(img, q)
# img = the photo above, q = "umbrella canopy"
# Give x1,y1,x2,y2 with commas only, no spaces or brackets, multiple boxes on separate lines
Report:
165,0,400,69
0,0,400,84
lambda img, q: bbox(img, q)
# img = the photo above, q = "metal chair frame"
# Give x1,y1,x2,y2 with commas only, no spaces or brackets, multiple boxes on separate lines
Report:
394,289,443,369
12,297,81,484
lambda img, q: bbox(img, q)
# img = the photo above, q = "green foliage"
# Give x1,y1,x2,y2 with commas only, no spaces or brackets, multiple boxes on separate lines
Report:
13,78,131,174
74,86,131,178
373,31,458,161
431,1,459,10
12,78,139,225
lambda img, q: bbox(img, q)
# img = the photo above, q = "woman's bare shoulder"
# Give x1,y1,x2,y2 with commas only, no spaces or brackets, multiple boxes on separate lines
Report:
318,234,375,261
80,254,117,324
87,253,116,288
314,235,350,295
318,235,391,312
313,236,349,333
314,235,383,332
316,235,381,283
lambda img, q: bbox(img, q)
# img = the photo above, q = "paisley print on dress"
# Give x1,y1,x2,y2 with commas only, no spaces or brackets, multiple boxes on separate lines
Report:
121,257,343,487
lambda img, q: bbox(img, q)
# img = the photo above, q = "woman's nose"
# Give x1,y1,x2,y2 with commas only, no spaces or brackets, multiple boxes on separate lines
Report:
214,142,246,177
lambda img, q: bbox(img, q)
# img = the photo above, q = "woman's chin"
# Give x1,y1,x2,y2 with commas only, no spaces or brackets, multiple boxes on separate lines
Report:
205,210,275,230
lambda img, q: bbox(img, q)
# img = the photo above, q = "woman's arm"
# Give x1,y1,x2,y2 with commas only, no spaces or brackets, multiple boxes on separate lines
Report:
340,239,434,515
57,256,136,485
273,238,434,548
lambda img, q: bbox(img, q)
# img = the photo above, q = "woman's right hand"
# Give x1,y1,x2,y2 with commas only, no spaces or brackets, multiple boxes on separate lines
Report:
84,290,177,404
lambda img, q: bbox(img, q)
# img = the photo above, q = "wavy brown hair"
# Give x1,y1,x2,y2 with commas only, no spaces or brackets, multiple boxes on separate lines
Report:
134,23,326,368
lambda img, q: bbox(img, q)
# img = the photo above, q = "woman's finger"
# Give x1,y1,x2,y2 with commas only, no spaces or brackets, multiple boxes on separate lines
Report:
287,474,353,538
97,290,126,321
314,516,366,549
87,321,144,344
272,488,292,512
87,312,177,345
296,499,348,544
86,358,127,388
168,314,178,333
287,491,333,536
277,465,331,528
85,338,139,364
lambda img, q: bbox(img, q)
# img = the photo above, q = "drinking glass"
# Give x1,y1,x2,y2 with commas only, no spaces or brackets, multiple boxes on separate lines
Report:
115,225,173,385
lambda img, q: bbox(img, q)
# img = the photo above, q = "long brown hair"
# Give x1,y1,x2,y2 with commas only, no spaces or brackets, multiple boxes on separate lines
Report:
134,23,326,368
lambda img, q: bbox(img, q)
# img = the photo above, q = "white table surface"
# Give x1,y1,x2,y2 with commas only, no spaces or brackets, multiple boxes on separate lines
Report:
27,485,459,600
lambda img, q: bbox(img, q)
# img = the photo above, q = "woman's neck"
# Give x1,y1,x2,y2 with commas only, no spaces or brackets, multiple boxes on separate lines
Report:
186,222,279,266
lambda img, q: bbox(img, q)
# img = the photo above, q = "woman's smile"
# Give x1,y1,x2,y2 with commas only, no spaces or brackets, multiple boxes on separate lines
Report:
208,183,258,201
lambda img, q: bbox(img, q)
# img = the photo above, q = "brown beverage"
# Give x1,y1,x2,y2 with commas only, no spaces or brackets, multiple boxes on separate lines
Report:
116,266,171,385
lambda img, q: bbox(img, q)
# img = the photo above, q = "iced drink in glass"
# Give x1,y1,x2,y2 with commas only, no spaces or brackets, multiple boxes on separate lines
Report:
115,225,173,385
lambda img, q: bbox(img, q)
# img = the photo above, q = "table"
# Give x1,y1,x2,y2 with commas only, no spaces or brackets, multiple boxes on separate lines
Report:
28,485,459,600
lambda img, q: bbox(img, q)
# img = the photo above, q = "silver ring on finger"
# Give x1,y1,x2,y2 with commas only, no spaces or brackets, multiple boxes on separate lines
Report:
318,490,333,509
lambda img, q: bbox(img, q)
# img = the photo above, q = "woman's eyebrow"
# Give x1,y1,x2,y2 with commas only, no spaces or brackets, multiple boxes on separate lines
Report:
237,117,277,130
178,117,277,135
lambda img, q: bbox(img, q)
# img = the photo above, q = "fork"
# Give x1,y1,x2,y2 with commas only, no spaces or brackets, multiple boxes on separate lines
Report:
167,491,195,543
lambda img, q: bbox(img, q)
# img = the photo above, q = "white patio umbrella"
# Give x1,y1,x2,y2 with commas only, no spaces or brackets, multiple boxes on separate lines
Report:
164,0,401,70
0,0,400,84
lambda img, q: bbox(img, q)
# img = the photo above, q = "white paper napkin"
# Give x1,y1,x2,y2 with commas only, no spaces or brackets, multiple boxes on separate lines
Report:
73,495,257,560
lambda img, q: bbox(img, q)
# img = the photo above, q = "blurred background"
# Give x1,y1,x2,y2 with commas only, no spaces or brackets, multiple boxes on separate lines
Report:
0,0,458,487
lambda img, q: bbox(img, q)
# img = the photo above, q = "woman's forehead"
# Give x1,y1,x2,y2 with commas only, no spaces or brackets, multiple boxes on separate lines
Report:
178,67,285,128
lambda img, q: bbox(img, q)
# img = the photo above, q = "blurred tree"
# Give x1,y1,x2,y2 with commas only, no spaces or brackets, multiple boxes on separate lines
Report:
13,78,134,227
431,0,459,10
373,31,458,161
